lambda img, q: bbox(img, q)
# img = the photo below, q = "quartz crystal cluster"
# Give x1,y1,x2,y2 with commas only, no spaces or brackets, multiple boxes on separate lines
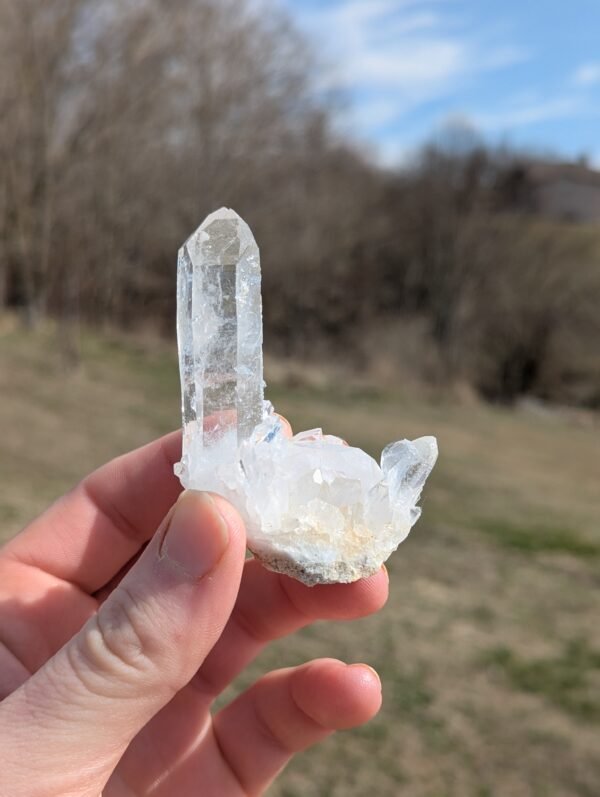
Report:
175,208,438,585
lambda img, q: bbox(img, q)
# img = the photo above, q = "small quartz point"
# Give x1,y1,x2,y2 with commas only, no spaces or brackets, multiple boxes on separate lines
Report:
175,208,438,586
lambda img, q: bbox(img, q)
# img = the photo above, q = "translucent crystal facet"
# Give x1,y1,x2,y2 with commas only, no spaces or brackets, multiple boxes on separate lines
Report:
176,208,264,491
175,208,438,585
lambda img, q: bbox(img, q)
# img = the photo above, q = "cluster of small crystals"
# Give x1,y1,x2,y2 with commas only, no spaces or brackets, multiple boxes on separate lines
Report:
175,208,438,585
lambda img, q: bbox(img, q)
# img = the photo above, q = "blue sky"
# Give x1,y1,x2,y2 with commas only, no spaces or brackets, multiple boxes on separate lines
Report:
281,0,600,166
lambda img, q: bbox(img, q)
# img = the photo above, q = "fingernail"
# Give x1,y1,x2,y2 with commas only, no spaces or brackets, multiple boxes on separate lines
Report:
350,663,382,689
160,491,229,579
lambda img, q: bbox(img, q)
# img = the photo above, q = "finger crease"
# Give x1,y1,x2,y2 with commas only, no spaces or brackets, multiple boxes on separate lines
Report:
231,605,272,646
212,723,251,797
277,575,313,628
81,480,144,546
288,681,331,735
252,686,327,758
0,638,31,694
158,436,181,480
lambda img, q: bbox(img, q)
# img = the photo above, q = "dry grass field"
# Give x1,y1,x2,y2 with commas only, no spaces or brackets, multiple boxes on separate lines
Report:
1,319,599,797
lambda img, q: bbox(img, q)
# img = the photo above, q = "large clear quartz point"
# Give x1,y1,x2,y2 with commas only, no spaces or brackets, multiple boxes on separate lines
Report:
175,208,264,492
175,208,438,586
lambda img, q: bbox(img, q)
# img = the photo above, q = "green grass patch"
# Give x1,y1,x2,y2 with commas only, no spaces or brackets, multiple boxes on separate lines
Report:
0,503,19,523
389,667,434,715
477,518,599,558
381,663,454,753
469,604,496,627
485,640,600,722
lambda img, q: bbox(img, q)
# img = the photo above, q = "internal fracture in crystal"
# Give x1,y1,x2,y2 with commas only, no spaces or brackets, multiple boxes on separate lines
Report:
175,208,438,585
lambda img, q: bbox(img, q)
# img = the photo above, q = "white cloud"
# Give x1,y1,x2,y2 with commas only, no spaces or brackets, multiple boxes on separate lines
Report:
293,0,529,113
284,0,550,165
350,97,405,130
376,11,442,38
343,40,467,91
330,0,402,26
471,95,582,131
573,62,600,87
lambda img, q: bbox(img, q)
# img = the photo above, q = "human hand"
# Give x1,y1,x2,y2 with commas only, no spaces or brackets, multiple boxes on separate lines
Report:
0,426,387,796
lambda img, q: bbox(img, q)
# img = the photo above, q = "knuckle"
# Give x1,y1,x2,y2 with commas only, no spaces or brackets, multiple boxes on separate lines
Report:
72,587,158,692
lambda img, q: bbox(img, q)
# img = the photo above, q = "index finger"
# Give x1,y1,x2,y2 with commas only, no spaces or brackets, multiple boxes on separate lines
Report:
3,415,293,594
2,430,184,592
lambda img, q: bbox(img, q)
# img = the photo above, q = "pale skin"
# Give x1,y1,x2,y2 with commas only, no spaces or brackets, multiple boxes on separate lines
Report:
0,420,387,796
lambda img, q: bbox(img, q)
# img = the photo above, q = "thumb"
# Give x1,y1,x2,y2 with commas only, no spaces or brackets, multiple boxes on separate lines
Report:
0,491,246,796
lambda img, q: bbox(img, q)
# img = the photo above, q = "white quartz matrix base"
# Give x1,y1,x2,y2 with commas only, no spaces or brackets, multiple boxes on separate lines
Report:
176,407,438,586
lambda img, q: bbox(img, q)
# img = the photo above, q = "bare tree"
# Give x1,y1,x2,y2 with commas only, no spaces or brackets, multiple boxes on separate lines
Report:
1,0,599,405
0,0,85,322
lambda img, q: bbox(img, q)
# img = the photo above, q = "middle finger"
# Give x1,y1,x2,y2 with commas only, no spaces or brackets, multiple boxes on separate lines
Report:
189,557,389,700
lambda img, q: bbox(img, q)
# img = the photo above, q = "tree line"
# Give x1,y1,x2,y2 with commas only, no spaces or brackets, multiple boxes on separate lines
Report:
1,0,599,407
